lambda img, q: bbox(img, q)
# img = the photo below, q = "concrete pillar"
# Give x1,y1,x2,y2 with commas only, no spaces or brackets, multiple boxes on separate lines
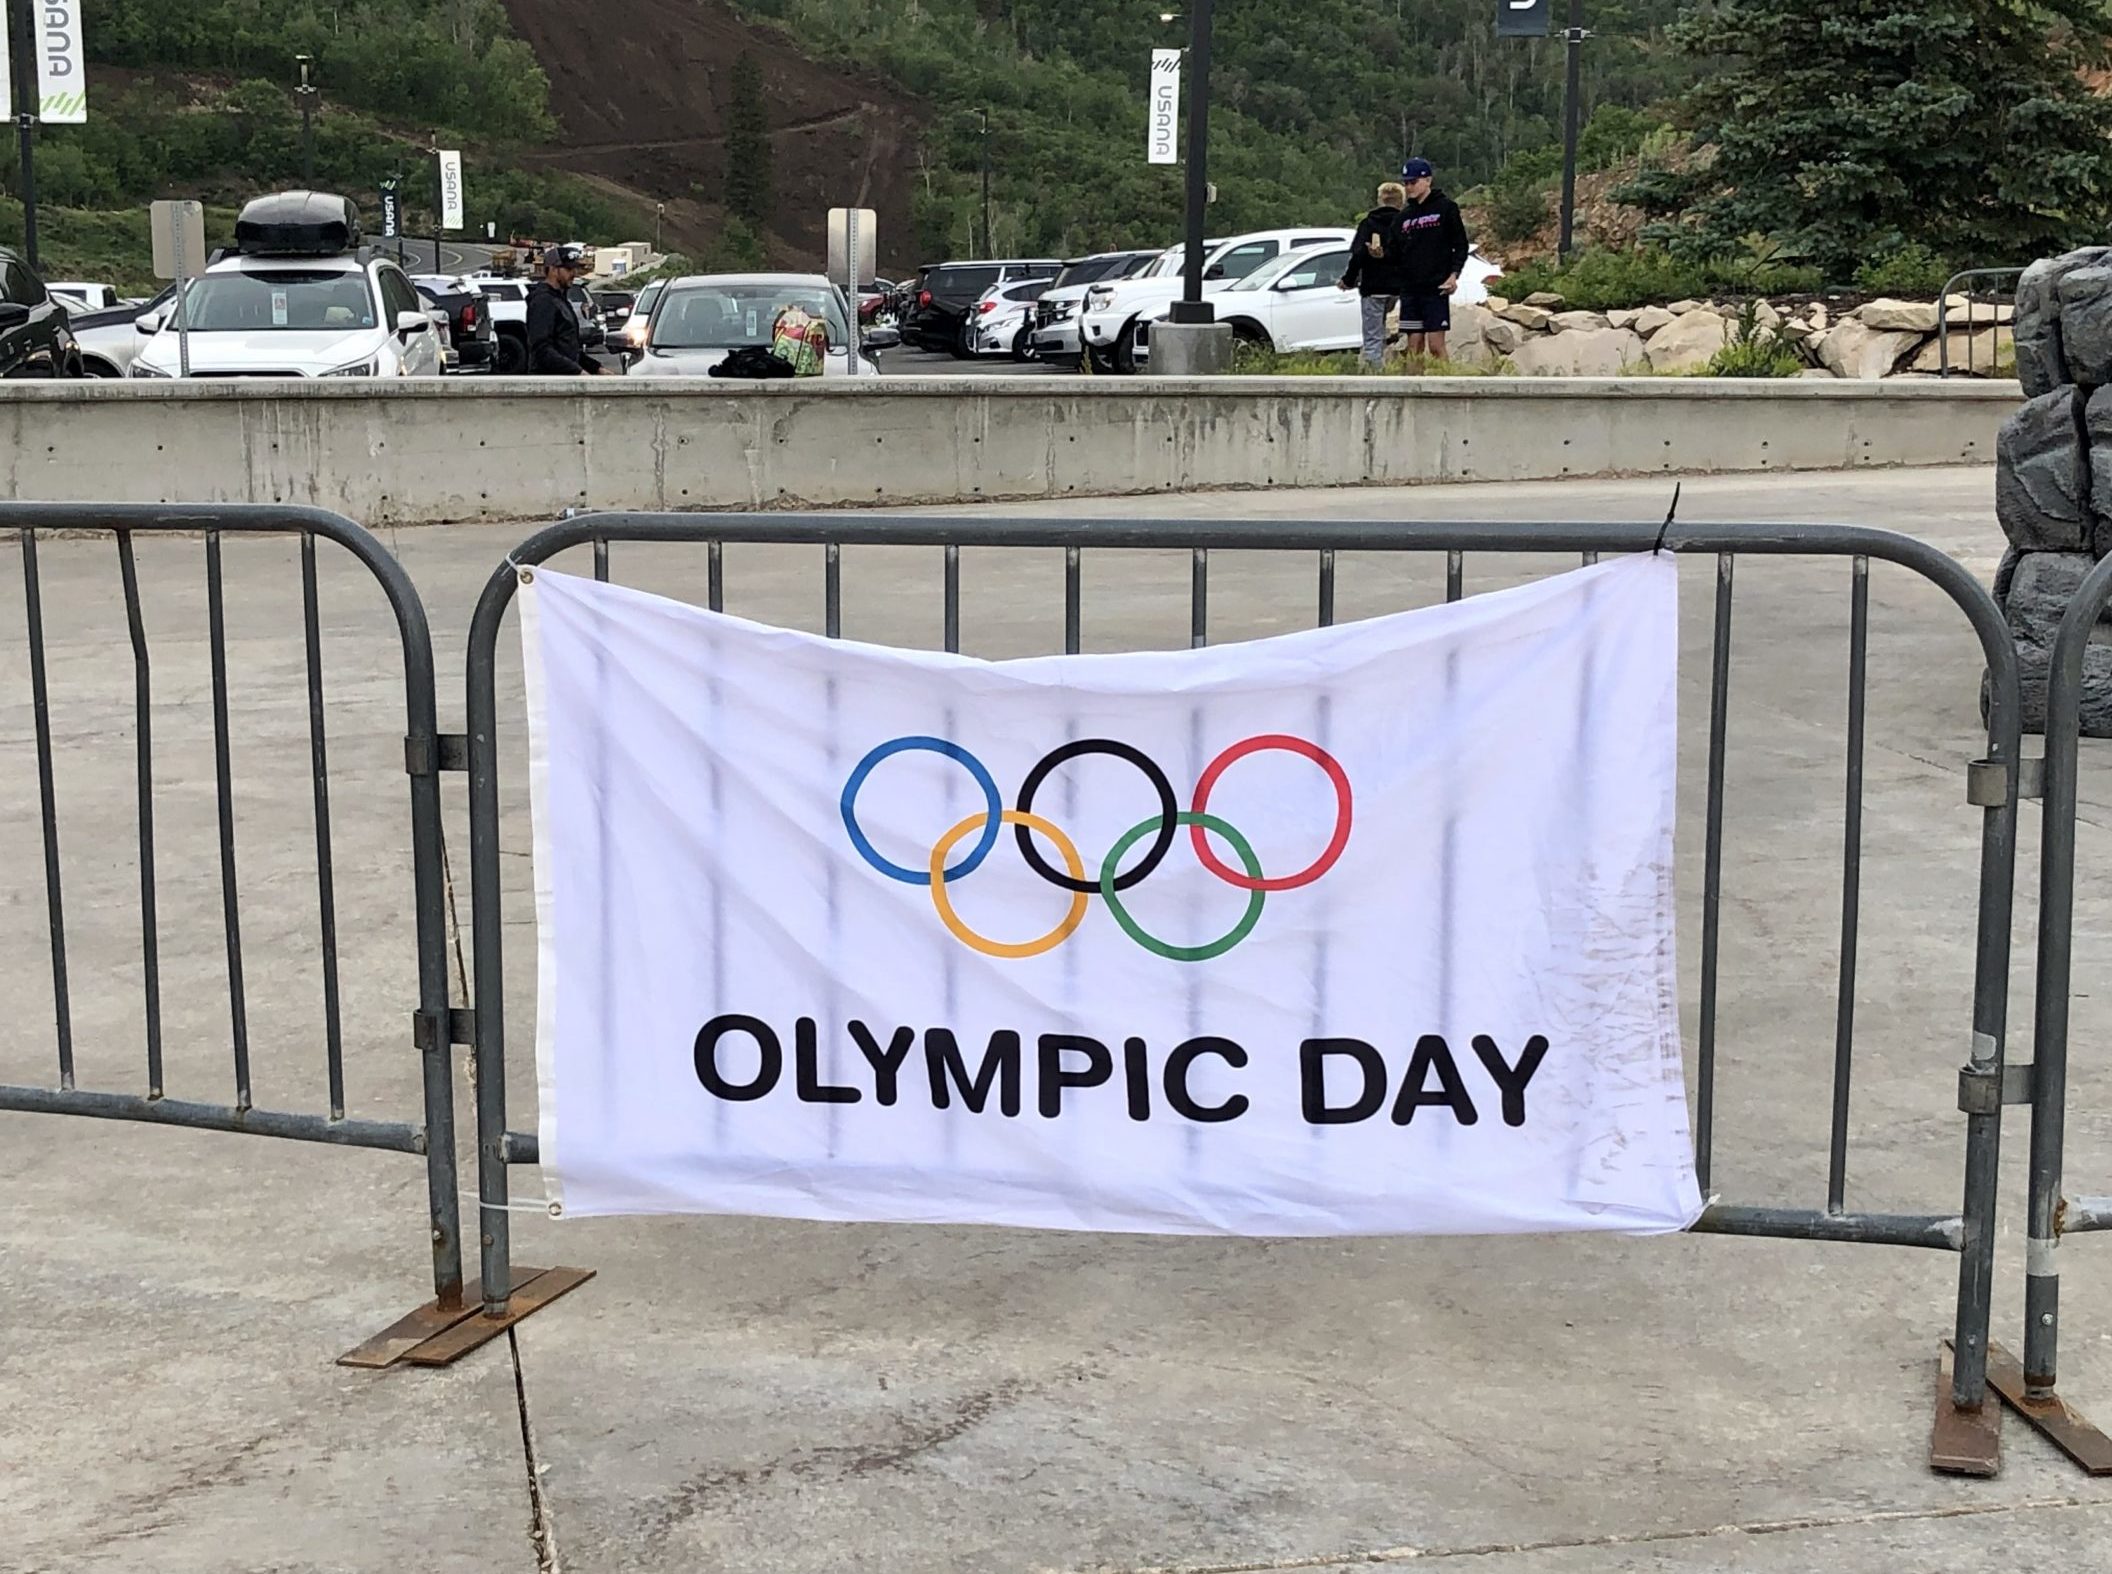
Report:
1149,322,1234,376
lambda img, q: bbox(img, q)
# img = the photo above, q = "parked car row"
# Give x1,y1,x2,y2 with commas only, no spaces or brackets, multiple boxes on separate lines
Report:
897,228,1503,371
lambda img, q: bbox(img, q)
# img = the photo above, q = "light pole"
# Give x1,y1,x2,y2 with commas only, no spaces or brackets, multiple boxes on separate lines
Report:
295,54,318,188
429,130,444,274
655,201,665,254
1167,0,1215,324
978,108,991,256
1556,0,1588,262
9,0,37,267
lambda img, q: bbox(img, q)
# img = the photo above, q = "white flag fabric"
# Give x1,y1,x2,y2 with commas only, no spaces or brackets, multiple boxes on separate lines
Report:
35,0,85,123
523,556,1702,1236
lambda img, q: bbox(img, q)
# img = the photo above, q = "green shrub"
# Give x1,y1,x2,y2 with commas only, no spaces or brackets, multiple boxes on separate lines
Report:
1499,245,1822,312
1853,243,1953,297
1703,304,1803,377
1488,181,1550,247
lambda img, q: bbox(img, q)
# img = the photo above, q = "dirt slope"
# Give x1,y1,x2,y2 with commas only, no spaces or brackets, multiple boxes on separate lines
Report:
502,0,926,270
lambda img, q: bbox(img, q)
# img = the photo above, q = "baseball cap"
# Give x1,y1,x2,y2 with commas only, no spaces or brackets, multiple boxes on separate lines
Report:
1401,157,1435,180
546,242,587,269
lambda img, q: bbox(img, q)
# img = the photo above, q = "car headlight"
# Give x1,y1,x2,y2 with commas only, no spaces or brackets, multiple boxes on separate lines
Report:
128,361,171,378
322,357,378,377
1086,286,1116,311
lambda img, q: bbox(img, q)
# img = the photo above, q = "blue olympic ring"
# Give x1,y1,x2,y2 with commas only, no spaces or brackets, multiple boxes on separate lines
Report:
840,736,1004,885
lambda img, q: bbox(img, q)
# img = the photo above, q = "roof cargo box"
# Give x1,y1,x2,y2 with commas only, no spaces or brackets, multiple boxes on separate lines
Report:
235,191,361,256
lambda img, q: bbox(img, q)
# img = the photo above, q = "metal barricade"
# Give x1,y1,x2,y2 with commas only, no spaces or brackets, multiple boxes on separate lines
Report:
1937,268,2025,379
461,512,2024,1472
2011,552,2112,1471
0,502,467,1361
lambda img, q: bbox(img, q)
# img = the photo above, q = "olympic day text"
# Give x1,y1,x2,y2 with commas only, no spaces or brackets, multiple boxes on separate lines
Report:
693,1015,1551,1127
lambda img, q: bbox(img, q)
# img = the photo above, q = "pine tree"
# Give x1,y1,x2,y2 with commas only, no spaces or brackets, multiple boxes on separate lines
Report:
723,52,774,230
1633,0,2112,275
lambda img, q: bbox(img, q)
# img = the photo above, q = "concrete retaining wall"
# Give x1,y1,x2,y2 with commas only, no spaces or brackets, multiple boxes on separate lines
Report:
0,375,2018,524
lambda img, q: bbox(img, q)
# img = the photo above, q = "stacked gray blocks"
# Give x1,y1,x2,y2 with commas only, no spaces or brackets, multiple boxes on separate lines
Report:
1996,249,2112,733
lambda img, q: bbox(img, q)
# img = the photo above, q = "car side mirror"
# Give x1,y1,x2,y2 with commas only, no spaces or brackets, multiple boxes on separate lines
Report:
134,310,164,335
397,309,431,335
862,325,902,351
1204,264,1227,280
0,301,32,329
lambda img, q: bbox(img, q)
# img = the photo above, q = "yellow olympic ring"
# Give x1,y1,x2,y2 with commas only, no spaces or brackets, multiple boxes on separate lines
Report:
929,809,1089,960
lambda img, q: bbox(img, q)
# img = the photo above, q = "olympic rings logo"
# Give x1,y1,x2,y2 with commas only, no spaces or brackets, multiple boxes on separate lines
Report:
839,734,1353,961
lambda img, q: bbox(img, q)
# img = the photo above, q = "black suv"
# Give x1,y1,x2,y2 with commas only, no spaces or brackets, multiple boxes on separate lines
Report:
0,247,81,376
413,275,496,370
902,259,1061,355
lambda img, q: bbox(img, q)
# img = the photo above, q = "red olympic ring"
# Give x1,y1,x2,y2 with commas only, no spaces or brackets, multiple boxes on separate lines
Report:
1187,734,1352,893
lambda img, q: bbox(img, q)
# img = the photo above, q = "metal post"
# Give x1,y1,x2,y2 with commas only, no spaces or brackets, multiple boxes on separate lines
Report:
12,0,38,270
979,109,992,257
1169,0,1215,324
655,201,664,254
431,132,443,274
296,56,317,188
1557,0,1585,264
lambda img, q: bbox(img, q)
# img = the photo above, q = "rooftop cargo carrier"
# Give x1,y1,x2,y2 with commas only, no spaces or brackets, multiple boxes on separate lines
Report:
235,190,361,257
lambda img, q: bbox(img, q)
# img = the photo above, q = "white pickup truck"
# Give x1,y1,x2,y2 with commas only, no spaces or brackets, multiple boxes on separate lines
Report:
1078,227,1356,372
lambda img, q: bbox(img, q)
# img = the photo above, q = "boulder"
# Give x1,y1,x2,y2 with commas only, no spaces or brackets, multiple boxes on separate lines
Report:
1443,302,1499,367
1631,305,1677,337
2054,264,2112,384
1997,550,2112,734
1481,314,1527,355
1522,291,1565,308
1995,387,2089,552
1779,319,1813,343
1809,303,1831,330
1906,328,2005,376
1505,326,1648,376
1606,308,1638,329
2082,386,2112,554
1642,309,1733,373
1797,367,1837,378
1667,299,1701,315
1483,294,1510,313
2014,248,2112,396
1548,309,1610,333
1817,318,1922,379
1499,302,1554,331
1753,299,1782,330
1857,297,1941,333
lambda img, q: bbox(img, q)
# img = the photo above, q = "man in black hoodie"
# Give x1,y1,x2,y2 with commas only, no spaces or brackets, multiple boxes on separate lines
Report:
1338,181,1407,369
1391,157,1471,362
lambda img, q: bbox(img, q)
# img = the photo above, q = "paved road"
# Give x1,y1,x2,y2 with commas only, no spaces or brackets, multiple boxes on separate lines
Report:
883,346,1066,377
12,467,2112,1571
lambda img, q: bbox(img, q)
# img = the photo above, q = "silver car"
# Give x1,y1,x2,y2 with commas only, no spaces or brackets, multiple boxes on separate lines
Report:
626,273,897,378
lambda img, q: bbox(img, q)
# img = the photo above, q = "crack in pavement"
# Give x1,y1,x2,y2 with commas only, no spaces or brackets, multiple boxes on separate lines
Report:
1092,1491,2112,1572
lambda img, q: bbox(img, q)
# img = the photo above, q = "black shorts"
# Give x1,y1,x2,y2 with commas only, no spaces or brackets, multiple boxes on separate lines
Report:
1397,293,1452,333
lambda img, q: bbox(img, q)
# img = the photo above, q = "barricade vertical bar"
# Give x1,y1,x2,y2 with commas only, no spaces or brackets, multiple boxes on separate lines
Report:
2023,555,2112,1392
1446,550,1463,603
1829,556,1868,1212
1582,550,1600,566
1065,546,1081,655
1696,551,1736,1193
943,544,960,654
1191,548,1208,648
1318,550,1335,627
301,533,346,1119
708,540,724,612
206,532,252,1110
825,542,842,639
20,528,73,1089
593,537,609,583
116,533,162,1098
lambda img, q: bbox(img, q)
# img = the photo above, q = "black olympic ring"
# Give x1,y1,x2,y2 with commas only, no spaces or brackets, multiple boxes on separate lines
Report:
1011,738,1178,894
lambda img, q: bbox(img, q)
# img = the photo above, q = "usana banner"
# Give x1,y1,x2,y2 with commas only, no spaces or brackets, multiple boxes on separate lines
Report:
521,556,1703,1236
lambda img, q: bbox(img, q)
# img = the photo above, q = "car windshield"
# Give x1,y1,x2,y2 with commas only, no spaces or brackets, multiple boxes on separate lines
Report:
1141,250,1186,279
1228,252,1310,292
935,266,1002,296
1053,258,1109,289
652,284,850,350
481,282,526,300
633,282,664,314
180,270,375,332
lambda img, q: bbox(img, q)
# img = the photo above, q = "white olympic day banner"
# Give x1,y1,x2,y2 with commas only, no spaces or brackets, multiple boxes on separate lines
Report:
1147,48,1181,165
438,150,465,230
523,556,1703,1237
37,0,86,123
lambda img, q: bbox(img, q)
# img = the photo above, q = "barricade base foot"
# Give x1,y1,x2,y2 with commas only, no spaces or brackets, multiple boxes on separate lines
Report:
1930,1341,2003,1477
1985,1342,2112,1475
337,1265,594,1370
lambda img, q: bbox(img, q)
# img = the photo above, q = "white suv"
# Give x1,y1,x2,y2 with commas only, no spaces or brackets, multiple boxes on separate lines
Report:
1078,227,1356,372
131,252,442,379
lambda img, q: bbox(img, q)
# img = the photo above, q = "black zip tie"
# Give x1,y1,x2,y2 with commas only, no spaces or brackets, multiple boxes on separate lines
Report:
1653,482,1682,555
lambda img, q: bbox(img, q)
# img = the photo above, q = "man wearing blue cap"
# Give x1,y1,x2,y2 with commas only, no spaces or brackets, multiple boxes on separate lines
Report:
1391,158,1470,362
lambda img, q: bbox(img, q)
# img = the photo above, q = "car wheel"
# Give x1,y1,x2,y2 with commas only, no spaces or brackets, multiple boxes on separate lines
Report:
1085,345,1116,374
949,327,974,360
1229,320,1270,349
1113,320,1144,374
59,352,86,378
1011,326,1036,363
494,333,529,375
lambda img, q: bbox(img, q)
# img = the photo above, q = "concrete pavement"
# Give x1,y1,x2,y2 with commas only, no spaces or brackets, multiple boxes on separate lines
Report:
10,467,2112,1572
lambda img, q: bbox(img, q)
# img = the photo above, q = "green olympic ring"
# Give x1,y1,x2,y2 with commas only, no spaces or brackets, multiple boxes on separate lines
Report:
1098,811,1266,963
